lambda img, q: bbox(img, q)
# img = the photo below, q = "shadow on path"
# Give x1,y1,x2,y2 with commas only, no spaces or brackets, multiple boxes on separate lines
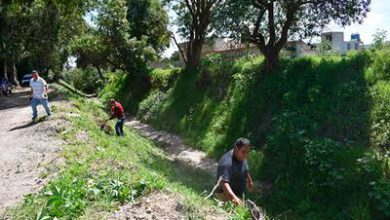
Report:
9,117,47,131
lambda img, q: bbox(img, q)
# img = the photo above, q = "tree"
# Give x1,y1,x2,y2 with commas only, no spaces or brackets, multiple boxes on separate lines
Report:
95,0,158,75
126,0,170,54
0,0,23,84
372,29,388,50
318,38,331,56
216,0,371,72
167,0,223,71
25,0,91,76
71,0,169,77
68,32,109,79
0,0,92,83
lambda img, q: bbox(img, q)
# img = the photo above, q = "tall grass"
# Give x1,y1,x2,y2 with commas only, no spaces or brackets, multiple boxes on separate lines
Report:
100,50,390,219
8,94,233,219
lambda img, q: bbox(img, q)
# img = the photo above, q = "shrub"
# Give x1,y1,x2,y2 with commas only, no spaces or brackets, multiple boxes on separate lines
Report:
99,69,154,114
369,178,390,217
137,91,167,122
370,81,390,149
149,68,180,91
371,49,390,81
62,66,104,94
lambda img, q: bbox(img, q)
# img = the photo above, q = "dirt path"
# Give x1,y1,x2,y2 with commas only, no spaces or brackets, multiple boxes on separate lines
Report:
125,119,217,174
125,118,270,219
0,88,67,213
125,119,273,195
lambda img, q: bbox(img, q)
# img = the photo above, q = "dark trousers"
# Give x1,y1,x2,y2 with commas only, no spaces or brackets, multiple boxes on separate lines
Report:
115,117,125,136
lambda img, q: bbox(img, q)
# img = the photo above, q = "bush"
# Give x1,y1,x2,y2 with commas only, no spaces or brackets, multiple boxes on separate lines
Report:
149,68,180,91
369,178,390,217
371,49,390,82
99,70,152,114
370,81,390,148
137,90,167,122
62,66,104,94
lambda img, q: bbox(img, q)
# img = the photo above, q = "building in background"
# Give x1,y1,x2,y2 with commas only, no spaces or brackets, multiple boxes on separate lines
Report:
284,40,317,57
171,31,364,65
176,38,260,63
321,32,364,54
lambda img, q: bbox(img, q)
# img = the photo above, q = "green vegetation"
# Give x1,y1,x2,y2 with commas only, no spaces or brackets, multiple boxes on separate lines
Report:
2,0,388,219
60,67,104,94
8,88,237,219
101,49,390,219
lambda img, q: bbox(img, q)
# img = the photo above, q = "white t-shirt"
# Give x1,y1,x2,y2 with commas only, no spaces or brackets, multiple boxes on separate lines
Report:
30,77,47,98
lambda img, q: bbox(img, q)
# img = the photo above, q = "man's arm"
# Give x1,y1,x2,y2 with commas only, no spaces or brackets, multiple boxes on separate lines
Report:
44,84,48,96
221,181,243,205
30,79,33,98
246,172,254,192
108,105,116,120
108,114,115,120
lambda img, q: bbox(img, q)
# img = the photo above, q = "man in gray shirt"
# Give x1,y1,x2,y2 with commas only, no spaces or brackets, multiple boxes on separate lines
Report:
30,70,51,120
215,138,254,205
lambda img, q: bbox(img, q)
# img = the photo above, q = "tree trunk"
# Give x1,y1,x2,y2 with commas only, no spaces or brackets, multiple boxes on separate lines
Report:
94,64,105,80
264,49,279,73
11,59,20,87
3,59,8,81
186,39,204,71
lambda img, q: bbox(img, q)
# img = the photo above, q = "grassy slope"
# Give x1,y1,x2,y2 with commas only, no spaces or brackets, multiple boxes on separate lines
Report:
127,51,390,220
8,85,240,219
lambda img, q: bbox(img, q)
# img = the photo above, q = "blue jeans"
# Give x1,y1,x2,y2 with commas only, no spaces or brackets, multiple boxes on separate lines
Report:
115,117,125,136
31,98,52,119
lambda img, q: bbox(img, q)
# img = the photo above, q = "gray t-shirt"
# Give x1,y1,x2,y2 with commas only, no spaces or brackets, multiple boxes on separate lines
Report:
216,149,249,197
30,77,47,98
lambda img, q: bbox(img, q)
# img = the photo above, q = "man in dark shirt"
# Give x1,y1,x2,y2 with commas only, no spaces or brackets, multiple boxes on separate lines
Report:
215,138,254,205
108,98,125,136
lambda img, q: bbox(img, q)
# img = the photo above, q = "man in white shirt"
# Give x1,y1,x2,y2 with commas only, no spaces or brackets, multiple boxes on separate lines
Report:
30,70,52,120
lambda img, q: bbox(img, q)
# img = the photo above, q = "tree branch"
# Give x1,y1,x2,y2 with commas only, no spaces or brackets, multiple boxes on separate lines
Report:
275,4,297,52
248,8,267,53
169,32,187,63
184,0,195,16
299,0,327,6
268,0,276,47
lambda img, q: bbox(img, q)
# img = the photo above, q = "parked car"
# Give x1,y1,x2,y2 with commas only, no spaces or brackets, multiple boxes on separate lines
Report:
21,74,32,87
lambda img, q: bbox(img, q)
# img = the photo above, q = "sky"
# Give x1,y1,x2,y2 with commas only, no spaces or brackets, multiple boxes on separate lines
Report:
162,0,390,58
326,0,390,44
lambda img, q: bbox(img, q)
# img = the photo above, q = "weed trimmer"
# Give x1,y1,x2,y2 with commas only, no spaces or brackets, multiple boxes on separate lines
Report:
100,119,108,130
100,119,114,135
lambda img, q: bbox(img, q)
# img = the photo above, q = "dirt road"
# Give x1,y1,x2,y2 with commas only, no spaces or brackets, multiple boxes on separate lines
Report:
0,88,66,213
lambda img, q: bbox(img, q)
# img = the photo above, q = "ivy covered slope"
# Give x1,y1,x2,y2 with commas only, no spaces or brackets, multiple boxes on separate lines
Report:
103,50,390,220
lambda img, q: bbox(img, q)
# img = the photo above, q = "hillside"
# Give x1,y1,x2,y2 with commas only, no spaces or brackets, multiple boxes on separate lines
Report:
102,50,390,220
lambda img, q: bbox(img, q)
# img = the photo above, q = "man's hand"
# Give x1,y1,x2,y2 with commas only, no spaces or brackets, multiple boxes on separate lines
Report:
248,180,255,192
246,172,255,192
233,197,243,205
221,181,244,205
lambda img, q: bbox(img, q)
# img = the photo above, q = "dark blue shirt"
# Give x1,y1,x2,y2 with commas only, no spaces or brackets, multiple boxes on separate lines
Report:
216,149,249,197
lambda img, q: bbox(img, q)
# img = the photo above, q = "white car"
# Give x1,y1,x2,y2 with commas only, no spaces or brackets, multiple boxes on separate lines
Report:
21,74,32,87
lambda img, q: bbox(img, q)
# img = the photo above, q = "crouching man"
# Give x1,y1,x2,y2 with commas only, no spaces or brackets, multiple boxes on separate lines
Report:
215,138,254,205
